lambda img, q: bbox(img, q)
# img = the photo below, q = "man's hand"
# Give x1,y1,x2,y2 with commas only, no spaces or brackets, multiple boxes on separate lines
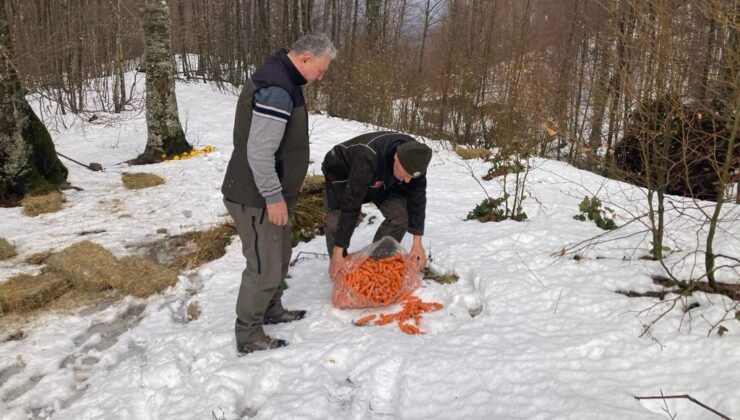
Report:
406,236,427,271
266,199,289,226
329,246,348,279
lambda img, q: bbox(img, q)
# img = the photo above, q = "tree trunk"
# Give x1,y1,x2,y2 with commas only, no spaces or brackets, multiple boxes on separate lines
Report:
695,15,716,102
304,0,314,33
349,0,359,62
112,0,126,113
0,1,67,203
589,34,611,150
136,0,191,164
366,0,381,51
257,0,271,64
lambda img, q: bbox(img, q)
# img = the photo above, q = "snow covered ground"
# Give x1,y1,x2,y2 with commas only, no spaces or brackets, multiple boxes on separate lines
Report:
1,79,738,419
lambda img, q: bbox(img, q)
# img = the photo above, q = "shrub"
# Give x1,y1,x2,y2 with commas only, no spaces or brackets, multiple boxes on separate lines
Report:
573,196,616,230
467,194,528,222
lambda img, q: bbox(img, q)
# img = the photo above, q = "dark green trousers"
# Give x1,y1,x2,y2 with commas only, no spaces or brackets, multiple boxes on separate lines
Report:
224,198,290,343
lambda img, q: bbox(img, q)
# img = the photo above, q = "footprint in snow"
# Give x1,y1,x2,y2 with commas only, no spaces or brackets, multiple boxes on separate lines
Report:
368,356,403,416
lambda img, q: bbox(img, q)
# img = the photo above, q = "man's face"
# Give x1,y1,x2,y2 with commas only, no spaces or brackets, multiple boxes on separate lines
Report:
393,154,413,183
299,52,332,82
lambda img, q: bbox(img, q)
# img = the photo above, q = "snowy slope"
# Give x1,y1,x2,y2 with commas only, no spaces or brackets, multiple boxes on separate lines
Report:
0,79,738,420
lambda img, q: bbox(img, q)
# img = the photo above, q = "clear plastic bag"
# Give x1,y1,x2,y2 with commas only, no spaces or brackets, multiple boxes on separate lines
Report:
331,236,421,309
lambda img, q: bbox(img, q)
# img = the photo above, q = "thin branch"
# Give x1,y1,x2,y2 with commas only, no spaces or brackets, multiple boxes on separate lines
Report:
634,394,732,420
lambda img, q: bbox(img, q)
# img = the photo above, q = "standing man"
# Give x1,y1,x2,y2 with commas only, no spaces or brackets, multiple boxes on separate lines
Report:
222,34,336,355
321,131,433,280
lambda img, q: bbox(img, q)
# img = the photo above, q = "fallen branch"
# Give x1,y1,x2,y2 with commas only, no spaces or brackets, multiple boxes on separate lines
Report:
634,394,732,419
289,251,329,266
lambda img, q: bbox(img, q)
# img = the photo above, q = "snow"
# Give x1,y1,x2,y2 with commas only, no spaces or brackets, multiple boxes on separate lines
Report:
1,78,738,420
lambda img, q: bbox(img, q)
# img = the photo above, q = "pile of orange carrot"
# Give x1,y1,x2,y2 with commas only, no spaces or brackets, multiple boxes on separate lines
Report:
354,295,444,335
332,253,414,309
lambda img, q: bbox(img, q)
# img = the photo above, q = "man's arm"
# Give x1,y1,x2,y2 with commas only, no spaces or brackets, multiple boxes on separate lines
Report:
405,177,427,236
333,152,375,250
404,177,428,270
246,86,293,225
328,152,374,280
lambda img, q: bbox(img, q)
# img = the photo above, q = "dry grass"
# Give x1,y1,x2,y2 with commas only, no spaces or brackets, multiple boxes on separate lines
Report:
423,267,459,284
187,301,201,321
292,193,325,246
0,240,181,320
122,172,165,190
21,191,64,216
0,288,121,333
168,223,237,270
0,238,16,260
4,330,25,342
0,224,236,324
454,146,492,161
25,251,51,265
302,174,325,194
45,241,125,292
118,256,178,297
43,241,178,297
98,197,124,213
0,273,71,315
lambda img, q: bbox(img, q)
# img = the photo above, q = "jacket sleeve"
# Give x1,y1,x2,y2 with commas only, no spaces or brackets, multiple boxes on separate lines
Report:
405,176,427,236
334,151,375,249
246,86,293,204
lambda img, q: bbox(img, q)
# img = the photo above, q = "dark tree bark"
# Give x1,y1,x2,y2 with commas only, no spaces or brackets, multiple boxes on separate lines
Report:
366,0,381,51
0,1,67,204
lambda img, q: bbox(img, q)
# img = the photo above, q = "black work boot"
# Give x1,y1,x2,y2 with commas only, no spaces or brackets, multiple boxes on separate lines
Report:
236,335,288,355
263,310,307,325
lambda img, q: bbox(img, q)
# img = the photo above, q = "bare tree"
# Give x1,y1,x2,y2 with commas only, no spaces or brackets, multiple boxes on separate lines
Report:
0,0,67,204
135,0,191,164
112,0,127,113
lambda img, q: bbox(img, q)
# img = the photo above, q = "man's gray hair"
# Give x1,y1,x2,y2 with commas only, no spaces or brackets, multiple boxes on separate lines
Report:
290,33,337,59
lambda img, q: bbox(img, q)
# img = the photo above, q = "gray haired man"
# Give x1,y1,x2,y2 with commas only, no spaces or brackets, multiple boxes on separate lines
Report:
222,33,336,355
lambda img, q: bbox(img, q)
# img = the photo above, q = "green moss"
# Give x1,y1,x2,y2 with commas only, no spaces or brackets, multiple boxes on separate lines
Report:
23,104,68,185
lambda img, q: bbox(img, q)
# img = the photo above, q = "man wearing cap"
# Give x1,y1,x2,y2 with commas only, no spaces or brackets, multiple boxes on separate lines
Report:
321,131,433,279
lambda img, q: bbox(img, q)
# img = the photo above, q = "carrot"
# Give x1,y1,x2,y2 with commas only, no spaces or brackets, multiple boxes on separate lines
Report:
332,253,413,309
352,294,444,335
354,314,377,326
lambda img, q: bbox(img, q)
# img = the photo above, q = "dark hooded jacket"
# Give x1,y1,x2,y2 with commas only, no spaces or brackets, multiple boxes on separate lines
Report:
322,131,427,249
